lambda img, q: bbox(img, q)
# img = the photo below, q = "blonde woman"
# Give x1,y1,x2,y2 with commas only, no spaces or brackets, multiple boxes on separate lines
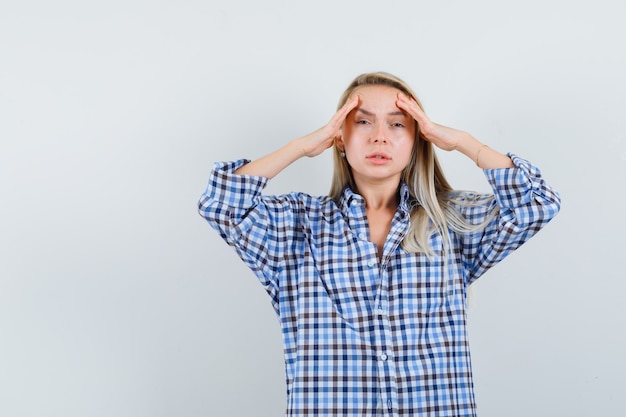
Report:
198,72,560,416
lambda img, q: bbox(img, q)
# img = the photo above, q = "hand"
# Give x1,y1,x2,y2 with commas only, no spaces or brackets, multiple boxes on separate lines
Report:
298,95,359,157
396,92,465,151
234,96,359,178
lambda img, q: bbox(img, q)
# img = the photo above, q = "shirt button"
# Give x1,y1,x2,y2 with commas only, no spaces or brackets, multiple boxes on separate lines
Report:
358,233,367,240
388,399,393,410
367,260,376,268
380,353,388,361
377,305,384,314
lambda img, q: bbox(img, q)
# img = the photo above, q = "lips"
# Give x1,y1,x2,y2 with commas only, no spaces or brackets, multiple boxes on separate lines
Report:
366,152,391,161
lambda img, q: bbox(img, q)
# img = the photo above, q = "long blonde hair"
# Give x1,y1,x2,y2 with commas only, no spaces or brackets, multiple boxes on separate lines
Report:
329,72,497,256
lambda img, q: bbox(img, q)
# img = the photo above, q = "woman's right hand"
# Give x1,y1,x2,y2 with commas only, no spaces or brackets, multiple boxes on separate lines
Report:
298,95,359,157
234,96,359,178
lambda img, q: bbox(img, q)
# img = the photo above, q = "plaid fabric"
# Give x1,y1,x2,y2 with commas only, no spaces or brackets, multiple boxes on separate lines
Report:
198,154,560,416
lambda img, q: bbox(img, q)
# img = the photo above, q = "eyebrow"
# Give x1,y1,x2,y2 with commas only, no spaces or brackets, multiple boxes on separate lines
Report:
356,108,407,117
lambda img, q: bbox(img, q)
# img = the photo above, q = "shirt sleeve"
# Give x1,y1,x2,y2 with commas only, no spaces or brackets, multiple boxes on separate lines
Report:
458,154,562,284
197,159,300,302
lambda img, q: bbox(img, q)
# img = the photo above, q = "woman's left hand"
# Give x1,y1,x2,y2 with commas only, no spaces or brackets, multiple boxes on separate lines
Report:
396,92,468,151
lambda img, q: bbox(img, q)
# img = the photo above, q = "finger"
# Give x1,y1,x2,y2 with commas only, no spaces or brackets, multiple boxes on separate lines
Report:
396,92,415,111
397,92,424,121
396,92,417,111
340,99,358,124
342,94,360,111
332,95,359,125
323,98,357,139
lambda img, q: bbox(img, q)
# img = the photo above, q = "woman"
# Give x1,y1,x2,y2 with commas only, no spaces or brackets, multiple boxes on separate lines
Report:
198,72,561,416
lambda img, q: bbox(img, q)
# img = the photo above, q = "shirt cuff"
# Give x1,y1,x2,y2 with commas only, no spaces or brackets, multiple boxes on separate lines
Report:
483,153,544,209
205,159,270,208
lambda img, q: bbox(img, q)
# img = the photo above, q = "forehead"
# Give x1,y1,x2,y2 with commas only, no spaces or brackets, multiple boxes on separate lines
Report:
353,85,402,106
351,85,406,116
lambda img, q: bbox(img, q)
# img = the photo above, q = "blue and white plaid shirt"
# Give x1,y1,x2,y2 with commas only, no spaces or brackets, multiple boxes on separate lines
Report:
198,154,560,416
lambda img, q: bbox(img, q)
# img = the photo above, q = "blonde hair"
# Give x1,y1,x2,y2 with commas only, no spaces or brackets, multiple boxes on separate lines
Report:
330,72,497,256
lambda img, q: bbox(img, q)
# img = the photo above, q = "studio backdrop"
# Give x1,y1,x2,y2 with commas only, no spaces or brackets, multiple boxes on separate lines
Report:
1,1,624,416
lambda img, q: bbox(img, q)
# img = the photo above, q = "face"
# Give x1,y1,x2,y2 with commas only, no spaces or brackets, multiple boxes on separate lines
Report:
338,85,415,187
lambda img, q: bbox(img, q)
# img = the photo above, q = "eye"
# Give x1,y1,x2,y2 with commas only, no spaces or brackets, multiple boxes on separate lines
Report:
391,122,405,128
356,119,370,125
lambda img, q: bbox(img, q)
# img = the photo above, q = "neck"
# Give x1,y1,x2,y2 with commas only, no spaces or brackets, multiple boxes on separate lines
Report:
354,179,400,210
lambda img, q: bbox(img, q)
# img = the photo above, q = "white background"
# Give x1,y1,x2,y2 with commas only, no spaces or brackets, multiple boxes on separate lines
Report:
1,1,625,416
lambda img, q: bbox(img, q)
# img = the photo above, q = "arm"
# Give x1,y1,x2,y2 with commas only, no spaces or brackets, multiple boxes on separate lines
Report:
396,92,560,281
458,155,561,283
234,95,359,178
396,92,514,169
198,161,297,306
198,96,359,302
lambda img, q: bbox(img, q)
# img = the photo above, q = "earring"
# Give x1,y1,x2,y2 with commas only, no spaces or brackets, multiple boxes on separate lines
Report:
340,151,346,158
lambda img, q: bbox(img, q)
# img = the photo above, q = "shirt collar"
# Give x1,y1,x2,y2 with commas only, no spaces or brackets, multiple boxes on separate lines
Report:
338,182,414,215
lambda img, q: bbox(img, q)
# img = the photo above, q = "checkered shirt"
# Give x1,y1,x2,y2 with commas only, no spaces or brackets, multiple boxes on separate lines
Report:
198,154,561,416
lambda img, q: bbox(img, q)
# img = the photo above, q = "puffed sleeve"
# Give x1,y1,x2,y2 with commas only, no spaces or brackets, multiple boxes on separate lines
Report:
457,154,561,284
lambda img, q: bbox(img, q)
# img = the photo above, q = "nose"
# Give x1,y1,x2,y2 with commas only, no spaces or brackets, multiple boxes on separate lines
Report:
372,124,388,143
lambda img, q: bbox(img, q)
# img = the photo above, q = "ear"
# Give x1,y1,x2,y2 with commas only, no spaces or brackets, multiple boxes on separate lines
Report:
335,135,345,151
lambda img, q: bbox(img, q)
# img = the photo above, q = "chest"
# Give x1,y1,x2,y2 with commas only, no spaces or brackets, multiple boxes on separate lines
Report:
367,209,393,255
298,210,465,315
